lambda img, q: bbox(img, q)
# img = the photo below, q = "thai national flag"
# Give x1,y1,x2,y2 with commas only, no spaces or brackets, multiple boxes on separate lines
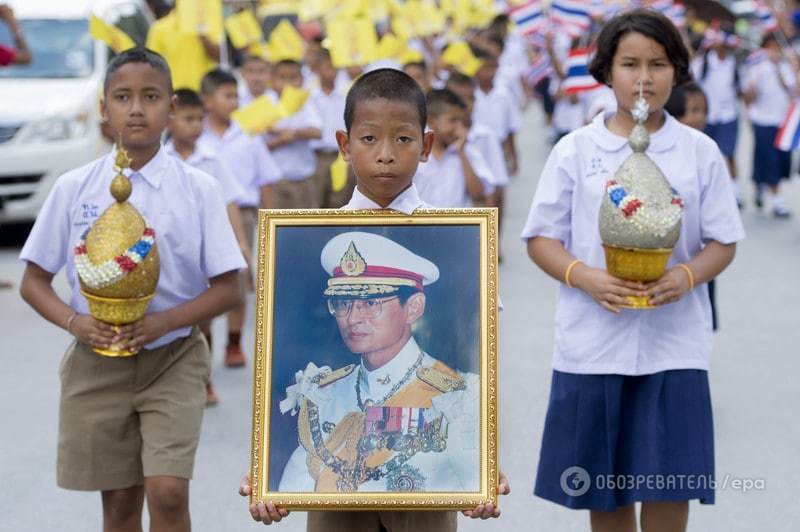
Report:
562,47,602,94
510,1,546,36
550,0,593,37
775,100,800,151
526,54,553,86
756,1,779,32
665,3,687,28
745,48,769,68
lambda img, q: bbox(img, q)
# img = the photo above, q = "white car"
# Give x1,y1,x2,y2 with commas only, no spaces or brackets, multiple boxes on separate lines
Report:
0,0,153,224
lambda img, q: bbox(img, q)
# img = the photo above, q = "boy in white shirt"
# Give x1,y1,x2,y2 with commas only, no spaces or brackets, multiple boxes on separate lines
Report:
166,88,253,404
266,59,323,209
238,53,271,107
414,89,492,208
198,68,282,368
19,48,244,531
309,48,351,207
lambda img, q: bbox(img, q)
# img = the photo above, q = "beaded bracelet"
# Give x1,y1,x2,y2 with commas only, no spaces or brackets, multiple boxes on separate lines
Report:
564,259,583,289
676,263,695,292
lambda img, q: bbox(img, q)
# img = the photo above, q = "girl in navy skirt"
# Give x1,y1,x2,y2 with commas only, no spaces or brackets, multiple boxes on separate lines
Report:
521,10,745,532
742,33,797,218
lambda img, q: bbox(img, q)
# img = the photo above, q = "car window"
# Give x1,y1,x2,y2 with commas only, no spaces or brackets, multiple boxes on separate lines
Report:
0,19,94,79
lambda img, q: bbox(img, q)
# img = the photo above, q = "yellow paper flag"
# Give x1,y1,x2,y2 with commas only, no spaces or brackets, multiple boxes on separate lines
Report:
330,152,348,192
267,19,306,62
232,95,286,135
279,86,309,116
376,33,405,61
441,40,483,77
176,0,224,40
89,14,136,53
324,16,378,68
225,10,263,49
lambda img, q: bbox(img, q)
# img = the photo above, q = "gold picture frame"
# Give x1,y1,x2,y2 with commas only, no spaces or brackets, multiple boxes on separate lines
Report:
249,208,499,510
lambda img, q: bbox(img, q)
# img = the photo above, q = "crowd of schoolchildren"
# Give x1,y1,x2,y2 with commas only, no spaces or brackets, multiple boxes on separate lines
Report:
13,0,796,530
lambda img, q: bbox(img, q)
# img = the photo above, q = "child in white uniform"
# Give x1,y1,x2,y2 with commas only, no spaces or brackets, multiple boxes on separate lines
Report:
522,11,744,532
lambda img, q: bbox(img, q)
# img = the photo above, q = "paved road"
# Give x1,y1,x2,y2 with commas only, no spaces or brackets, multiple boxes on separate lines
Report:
1,105,798,531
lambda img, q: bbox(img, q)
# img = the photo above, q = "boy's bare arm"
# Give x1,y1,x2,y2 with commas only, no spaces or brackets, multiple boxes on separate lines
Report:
266,127,322,150
115,270,241,353
20,262,116,349
503,133,518,176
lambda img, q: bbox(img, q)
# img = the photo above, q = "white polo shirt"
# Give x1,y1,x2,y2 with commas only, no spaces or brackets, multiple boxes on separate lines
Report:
264,91,324,181
20,146,247,349
309,85,346,153
473,85,520,141
744,59,796,127
163,140,245,206
197,121,282,207
691,51,740,124
521,112,745,376
413,144,494,208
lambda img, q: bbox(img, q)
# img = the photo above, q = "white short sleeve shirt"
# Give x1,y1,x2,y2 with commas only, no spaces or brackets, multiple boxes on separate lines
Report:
745,59,796,126
264,93,324,181
521,112,746,376
164,140,245,205
413,145,494,208
20,147,247,349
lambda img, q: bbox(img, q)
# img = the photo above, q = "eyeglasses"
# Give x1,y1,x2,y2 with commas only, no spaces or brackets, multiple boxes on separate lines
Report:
327,296,400,319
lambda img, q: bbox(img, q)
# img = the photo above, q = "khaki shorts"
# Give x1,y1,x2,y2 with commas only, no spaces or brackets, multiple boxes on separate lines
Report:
274,178,313,209
306,511,456,532
57,328,209,491
239,206,259,295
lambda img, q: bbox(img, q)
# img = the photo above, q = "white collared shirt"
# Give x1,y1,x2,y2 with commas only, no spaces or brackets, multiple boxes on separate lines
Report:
309,85,346,153
20,147,247,349
413,144,494,208
264,92,324,181
163,140,245,205
473,85,520,140
521,112,746,376
197,121,282,207
342,184,429,214
744,59,796,126
691,51,740,124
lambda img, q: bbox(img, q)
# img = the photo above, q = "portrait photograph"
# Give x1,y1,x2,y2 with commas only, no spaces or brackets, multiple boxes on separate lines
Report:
249,209,499,510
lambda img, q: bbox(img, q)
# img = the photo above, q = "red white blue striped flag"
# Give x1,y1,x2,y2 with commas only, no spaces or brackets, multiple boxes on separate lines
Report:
775,100,800,151
550,0,593,37
526,54,553,86
756,1,779,32
562,47,602,94
509,1,546,36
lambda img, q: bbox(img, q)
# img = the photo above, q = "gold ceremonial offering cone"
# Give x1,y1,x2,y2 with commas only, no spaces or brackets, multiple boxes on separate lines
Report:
599,88,684,309
75,146,160,356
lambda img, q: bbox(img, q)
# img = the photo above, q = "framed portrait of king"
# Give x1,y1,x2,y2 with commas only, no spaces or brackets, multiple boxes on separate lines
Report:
249,208,499,510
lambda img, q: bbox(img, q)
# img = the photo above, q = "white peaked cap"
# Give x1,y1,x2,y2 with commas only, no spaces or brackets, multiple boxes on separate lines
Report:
320,231,439,298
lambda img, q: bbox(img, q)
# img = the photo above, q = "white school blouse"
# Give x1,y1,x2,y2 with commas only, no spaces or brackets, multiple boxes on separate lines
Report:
521,112,745,376
744,59,796,127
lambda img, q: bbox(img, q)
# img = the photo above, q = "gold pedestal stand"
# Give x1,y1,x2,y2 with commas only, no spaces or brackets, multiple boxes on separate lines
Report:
81,290,155,356
603,245,672,309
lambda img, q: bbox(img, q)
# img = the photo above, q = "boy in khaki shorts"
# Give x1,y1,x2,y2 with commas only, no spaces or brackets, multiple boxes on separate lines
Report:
239,69,509,530
19,48,245,532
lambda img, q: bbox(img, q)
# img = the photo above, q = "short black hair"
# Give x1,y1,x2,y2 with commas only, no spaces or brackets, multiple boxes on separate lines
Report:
446,71,475,88
275,59,302,70
104,47,172,94
589,9,691,87
426,88,466,117
200,67,237,95
174,88,203,108
664,81,706,118
470,45,497,62
343,68,427,134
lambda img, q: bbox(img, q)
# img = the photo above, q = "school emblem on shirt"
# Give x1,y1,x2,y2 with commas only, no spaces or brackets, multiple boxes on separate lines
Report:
586,156,609,179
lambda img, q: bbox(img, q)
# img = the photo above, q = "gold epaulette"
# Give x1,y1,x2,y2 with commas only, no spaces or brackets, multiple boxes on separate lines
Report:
416,366,466,393
318,364,356,387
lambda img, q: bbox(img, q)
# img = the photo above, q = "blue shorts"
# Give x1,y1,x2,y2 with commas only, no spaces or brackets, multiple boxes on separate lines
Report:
704,121,738,158
533,369,715,511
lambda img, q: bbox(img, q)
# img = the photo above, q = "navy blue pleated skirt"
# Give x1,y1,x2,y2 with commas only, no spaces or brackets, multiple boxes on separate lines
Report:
533,369,715,512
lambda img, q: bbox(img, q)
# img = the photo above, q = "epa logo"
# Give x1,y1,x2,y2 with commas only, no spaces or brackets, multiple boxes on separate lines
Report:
560,466,591,497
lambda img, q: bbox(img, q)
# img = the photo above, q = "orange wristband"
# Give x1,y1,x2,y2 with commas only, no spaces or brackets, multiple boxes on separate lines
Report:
564,259,582,289
676,263,695,291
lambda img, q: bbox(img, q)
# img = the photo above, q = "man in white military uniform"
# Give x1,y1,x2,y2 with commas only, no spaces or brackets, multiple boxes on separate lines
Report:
278,231,479,493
